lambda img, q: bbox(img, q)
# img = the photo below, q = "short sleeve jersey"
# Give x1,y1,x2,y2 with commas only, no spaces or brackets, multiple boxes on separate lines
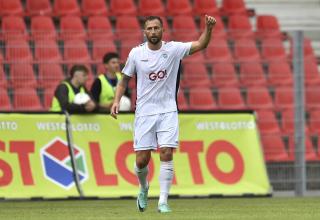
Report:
122,41,192,117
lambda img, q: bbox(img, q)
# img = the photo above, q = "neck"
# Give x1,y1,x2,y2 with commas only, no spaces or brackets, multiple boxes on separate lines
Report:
106,71,116,79
70,78,81,88
147,41,162,50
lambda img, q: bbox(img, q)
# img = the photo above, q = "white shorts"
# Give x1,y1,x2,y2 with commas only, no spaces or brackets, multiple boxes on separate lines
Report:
133,111,179,151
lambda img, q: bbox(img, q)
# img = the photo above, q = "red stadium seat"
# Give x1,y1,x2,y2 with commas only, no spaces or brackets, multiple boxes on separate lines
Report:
119,40,137,62
261,38,287,62
110,0,137,15
172,15,199,41
1,16,28,40
64,40,91,62
260,134,289,162
221,0,247,16
92,40,117,62
60,16,87,40
239,63,266,86
35,40,62,62
304,58,320,85
288,135,319,161
274,86,294,110
138,0,165,16
309,110,320,135
0,88,11,110
189,88,217,110
13,88,42,111
38,64,65,89
26,0,52,16
303,38,316,60
181,63,210,88
217,87,246,110
228,15,254,39
200,16,227,39
0,0,23,16
43,88,55,110
116,16,142,42
281,109,309,135
205,38,233,63
53,0,80,16
87,16,114,40
9,64,37,89
5,40,33,63
183,51,206,64
81,0,108,16
233,39,260,62
256,15,282,39
177,90,189,111
167,0,192,16
306,86,320,110
159,17,171,41
31,16,57,40
194,0,219,15
246,86,274,110
256,110,281,134
267,61,293,86
211,62,239,87
0,66,8,89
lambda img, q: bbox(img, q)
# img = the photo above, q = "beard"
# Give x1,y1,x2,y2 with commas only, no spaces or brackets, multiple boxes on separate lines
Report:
147,34,162,45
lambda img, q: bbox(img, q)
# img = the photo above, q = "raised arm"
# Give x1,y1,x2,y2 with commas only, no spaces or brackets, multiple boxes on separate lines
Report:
110,75,131,119
189,15,216,55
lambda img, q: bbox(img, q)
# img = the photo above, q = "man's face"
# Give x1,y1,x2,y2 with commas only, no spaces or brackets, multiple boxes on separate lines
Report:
105,57,120,74
74,70,88,86
144,19,163,45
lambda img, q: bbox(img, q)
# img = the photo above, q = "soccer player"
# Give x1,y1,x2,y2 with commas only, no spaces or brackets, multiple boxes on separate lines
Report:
111,15,216,213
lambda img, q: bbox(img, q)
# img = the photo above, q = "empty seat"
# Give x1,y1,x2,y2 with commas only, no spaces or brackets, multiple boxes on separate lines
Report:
288,135,319,161
303,38,316,60
239,63,266,86
116,16,142,42
14,88,42,111
274,86,294,110
0,88,11,110
31,16,57,40
221,0,247,16
194,0,219,15
256,15,282,39
177,90,189,111
110,0,137,15
183,51,206,63
233,39,260,62
138,0,165,16
246,86,274,110
9,64,37,89
53,0,80,16
43,88,56,110
200,16,227,39
260,134,289,162
64,40,91,62
267,61,293,86
35,40,62,62
5,40,33,63
60,16,86,40
26,0,52,16
0,66,8,89
309,110,320,135
38,64,65,89
211,62,239,87
228,15,254,39
0,0,23,16
92,40,117,62
1,16,28,40
120,40,138,62
87,16,114,40
189,88,216,110
281,109,309,135
167,0,192,15
182,63,210,88
256,110,281,134
205,38,233,63
81,0,108,16
261,38,287,62
217,87,246,109
306,86,320,110
172,15,199,41
304,58,320,85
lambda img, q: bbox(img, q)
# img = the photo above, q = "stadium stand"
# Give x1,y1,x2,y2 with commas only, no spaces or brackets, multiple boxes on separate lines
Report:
26,0,52,16
0,88,11,110
31,16,57,40
81,0,108,16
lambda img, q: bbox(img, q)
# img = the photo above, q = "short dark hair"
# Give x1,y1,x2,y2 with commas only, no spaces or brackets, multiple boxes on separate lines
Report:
144,16,163,28
103,52,119,64
70,64,89,78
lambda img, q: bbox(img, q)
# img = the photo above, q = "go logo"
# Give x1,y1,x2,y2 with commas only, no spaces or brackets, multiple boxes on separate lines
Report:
148,70,167,81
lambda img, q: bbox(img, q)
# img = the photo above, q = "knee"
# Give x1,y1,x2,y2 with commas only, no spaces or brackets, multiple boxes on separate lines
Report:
160,148,173,161
136,152,150,169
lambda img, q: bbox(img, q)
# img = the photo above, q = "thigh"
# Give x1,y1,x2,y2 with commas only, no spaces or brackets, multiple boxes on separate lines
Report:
134,114,158,151
156,111,179,148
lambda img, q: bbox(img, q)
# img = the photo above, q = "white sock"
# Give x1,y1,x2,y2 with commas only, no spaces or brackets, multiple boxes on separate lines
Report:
134,163,149,190
158,160,174,205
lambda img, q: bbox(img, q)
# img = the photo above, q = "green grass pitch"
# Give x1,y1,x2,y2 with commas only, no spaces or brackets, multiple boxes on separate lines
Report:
0,197,319,220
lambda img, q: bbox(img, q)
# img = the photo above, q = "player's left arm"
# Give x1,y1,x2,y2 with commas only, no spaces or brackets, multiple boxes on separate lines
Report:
189,15,216,55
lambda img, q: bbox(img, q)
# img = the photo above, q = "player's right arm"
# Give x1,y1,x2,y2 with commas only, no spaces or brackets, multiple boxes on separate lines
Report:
110,75,131,119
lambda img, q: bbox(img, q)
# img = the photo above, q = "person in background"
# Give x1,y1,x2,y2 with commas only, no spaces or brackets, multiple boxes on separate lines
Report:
50,64,96,113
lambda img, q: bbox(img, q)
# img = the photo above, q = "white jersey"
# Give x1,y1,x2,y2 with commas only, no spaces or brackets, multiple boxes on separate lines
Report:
122,41,192,117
